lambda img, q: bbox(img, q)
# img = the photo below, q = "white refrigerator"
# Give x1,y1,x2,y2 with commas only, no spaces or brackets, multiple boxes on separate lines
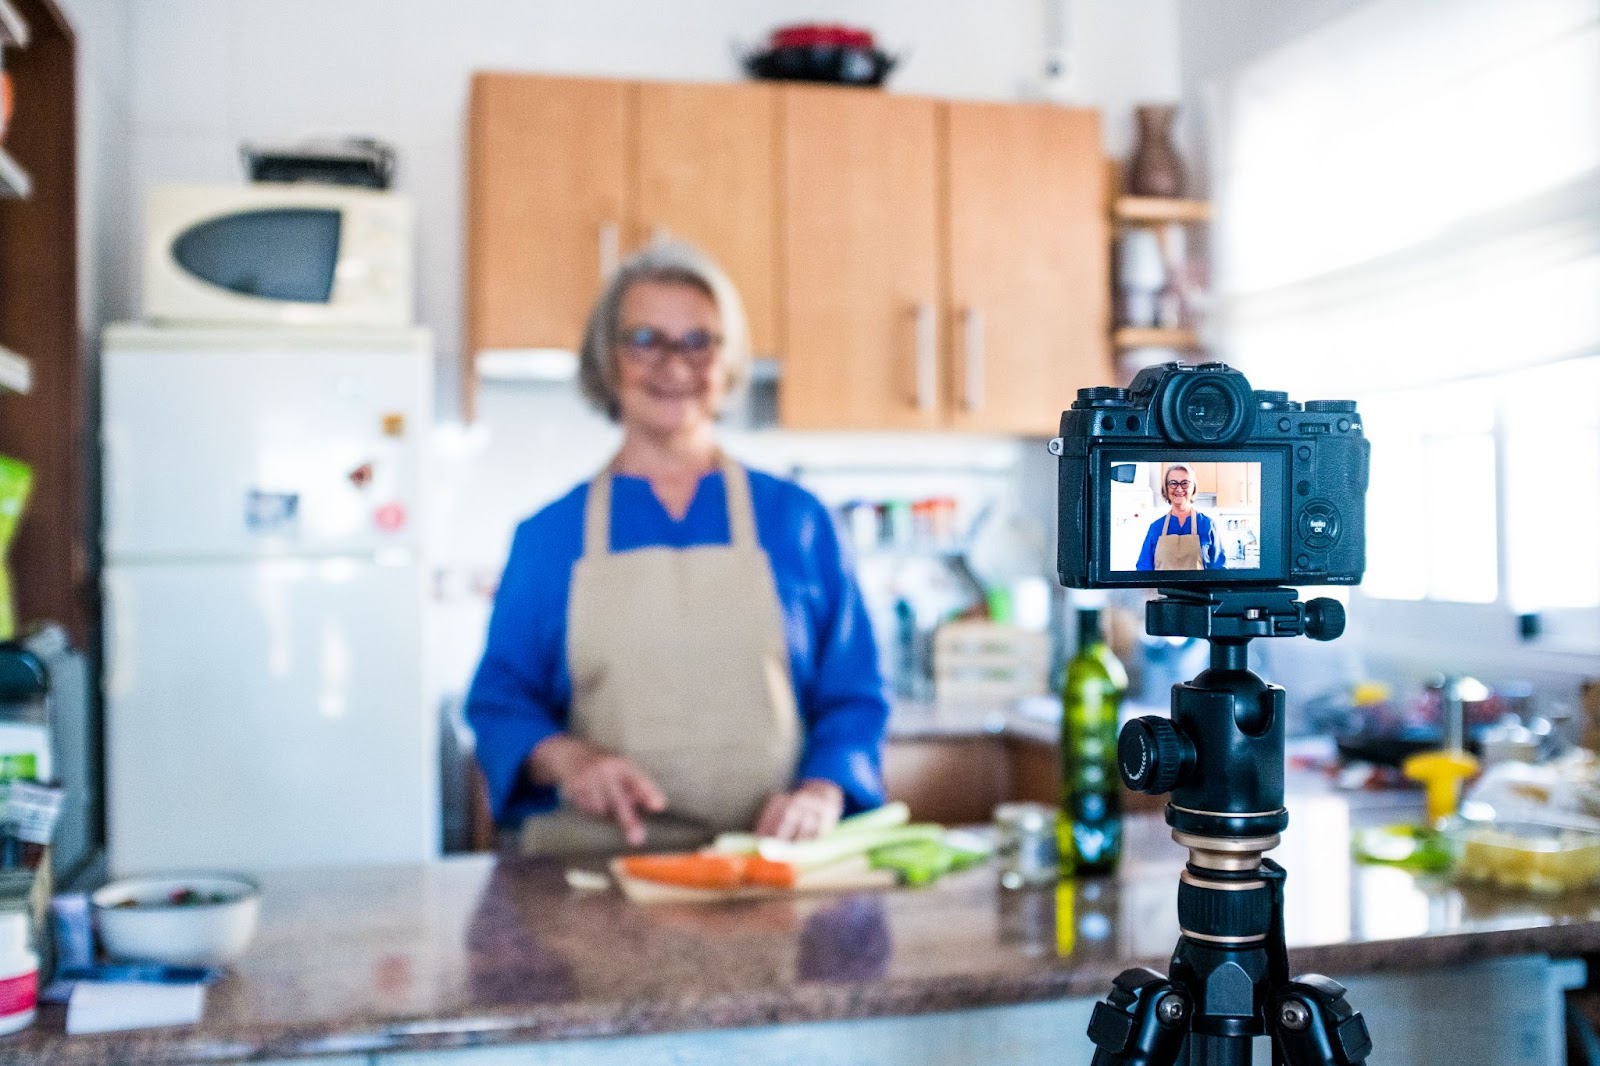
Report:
101,323,437,874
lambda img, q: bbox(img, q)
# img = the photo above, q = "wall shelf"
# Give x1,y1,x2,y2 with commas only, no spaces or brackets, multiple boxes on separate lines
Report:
0,0,28,47
1113,327,1200,349
0,346,30,393
0,148,31,199
1112,196,1211,224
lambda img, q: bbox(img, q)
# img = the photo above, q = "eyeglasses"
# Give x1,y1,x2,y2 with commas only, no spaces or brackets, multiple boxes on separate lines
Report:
617,326,723,369
1166,480,1192,490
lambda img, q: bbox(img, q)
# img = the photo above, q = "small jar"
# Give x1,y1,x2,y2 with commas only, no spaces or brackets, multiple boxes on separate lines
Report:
0,911,37,1036
994,802,1060,889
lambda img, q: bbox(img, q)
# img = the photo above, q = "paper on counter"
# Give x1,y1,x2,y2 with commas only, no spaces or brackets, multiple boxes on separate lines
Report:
66,980,205,1034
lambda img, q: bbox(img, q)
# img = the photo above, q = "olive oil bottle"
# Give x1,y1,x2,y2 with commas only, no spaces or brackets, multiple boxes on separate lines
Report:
1059,607,1129,875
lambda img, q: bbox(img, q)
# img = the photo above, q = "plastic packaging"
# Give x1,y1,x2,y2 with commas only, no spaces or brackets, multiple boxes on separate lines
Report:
1447,819,1600,895
0,911,37,1035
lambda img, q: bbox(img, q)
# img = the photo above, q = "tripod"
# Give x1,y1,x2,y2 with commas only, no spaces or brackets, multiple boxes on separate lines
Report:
1086,587,1373,1066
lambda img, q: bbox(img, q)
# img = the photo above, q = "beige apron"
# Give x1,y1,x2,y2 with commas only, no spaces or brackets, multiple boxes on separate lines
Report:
1153,512,1204,570
519,458,801,856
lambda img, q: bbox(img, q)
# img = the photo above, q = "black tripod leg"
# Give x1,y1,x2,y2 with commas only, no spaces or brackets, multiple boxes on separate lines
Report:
1088,967,1190,1066
1270,975,1373,1065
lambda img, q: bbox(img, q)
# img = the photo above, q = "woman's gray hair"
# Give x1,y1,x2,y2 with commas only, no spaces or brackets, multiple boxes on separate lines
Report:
577,241,751,421
1160,463,1194,504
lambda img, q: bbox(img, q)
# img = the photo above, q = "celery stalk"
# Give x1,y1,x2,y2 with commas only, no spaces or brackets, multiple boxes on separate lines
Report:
709,802,912,857
758,824,945,870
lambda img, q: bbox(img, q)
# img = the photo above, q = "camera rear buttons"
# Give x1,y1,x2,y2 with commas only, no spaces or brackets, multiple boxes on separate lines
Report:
1299,501,1341,550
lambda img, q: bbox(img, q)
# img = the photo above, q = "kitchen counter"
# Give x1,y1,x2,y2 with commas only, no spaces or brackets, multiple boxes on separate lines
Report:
10,796,1600,1065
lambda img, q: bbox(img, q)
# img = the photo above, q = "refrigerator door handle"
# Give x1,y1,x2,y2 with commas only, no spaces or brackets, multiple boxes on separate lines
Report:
103,579,135,698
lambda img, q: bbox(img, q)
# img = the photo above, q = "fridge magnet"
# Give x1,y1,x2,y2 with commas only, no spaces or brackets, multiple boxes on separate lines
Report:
374,502,407,533
245,490,299,533
347,462,374,489
380,413,407,438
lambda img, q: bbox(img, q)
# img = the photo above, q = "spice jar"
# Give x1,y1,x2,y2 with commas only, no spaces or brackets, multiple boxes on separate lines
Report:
0,910,37,1035
994,802,1060,889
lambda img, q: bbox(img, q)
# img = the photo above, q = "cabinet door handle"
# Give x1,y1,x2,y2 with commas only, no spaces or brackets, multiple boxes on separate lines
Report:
962,306,986,412
914,302,937,412
598,222,620,281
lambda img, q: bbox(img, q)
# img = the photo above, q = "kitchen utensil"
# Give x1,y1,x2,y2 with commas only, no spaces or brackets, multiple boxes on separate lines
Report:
742,24,898,87
90,875,259,966
609,854,896,904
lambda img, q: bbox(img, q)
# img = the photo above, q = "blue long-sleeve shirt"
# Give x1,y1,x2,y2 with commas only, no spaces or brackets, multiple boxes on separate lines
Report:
1135,511,1229,571
465,466,890,826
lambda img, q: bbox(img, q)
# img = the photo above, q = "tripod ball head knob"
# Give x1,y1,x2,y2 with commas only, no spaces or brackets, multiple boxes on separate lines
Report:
1304,597,1346,641
1119,716,1193,795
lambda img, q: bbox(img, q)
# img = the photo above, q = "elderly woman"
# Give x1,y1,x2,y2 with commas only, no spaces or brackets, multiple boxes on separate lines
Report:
466,242,889,855
1135,463,1228,571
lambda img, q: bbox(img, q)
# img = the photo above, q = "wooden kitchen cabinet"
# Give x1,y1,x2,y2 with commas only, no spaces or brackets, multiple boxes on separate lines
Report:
778,85,943,430
944,102,1109,436
466,74,782,415
1217,461,1259,507
467,74,629,362
634,82,781,357
466,73,1111,431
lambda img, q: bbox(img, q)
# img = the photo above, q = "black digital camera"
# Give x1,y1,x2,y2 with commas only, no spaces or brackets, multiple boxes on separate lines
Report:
1053,362,1368,589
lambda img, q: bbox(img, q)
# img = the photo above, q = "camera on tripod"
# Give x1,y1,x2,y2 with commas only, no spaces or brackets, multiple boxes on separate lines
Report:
1051,361,1368,591
1048,362,1377,1064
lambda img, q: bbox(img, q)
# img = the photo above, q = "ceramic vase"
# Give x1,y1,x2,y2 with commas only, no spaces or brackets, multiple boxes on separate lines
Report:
1127,104,1185,197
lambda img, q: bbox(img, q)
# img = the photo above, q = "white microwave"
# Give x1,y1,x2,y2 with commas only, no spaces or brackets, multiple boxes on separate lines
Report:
143,182,414,328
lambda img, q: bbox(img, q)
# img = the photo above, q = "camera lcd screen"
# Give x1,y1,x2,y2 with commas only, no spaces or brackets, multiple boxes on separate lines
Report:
1096,450,1286,585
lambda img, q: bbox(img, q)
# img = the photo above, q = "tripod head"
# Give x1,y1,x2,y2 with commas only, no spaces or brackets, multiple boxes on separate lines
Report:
1119,586,1344,842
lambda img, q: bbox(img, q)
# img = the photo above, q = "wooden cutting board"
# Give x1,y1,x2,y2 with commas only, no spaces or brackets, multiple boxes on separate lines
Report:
608,854,898,904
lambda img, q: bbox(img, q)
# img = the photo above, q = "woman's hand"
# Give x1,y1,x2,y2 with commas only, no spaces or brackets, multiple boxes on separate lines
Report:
531,735,666,847
755,779,845,842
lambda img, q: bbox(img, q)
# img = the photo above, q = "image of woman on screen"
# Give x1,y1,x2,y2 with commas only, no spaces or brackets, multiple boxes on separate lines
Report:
1135,464,1228,571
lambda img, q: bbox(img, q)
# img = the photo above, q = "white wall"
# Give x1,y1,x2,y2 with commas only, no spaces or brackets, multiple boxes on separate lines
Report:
91,0,1181,413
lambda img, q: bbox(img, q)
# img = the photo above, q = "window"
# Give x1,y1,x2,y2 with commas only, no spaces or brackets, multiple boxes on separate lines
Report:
1212,0,1600,650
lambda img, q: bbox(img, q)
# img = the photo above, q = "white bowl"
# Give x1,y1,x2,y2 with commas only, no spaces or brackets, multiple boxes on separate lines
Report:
91,874,260,966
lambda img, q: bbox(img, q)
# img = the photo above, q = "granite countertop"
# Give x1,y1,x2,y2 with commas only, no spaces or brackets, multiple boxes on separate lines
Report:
12,795,1600,1065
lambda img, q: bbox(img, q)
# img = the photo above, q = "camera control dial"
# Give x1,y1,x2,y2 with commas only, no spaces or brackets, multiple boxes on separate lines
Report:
1304,598,1346,641
1119,716,1195,795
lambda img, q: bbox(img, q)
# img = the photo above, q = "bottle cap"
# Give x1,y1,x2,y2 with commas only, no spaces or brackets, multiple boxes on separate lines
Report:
0,911,31,956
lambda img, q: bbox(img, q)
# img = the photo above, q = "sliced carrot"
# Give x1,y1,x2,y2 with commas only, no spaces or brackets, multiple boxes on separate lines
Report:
619,852,747,890
741,856,798,890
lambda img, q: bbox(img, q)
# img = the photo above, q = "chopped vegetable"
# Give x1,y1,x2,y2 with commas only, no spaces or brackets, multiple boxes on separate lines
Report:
757,823,945,870
869,838,990,886
831,801,911,836
708,802,914,858
619,853,747,890
741,856,799,890
112,887,236,909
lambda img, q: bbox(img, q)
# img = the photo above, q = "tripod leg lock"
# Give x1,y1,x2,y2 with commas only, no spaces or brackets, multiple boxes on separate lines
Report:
1088,967,1189,1065
1271,974,1373,1064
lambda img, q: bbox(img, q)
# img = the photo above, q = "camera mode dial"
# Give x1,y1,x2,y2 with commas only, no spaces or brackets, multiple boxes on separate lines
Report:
1253,390,1299,411
1072,386,1132,409
1119,716,1194,795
